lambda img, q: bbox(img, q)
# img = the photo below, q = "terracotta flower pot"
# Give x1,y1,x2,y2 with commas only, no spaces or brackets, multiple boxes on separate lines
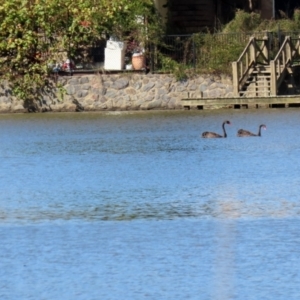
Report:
131,53,145,70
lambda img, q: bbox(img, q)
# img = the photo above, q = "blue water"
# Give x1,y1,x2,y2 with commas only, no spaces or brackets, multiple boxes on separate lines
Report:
0,109,300,299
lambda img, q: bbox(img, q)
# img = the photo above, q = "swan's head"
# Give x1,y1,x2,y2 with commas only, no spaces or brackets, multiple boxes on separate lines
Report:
261,124,267,130
224,120,231,125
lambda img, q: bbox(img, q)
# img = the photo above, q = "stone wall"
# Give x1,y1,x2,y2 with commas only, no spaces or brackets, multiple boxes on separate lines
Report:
0,73,234,113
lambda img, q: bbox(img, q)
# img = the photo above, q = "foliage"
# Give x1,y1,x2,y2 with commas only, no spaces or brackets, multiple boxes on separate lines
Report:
223,9,300,33
125,39,144,57
153,32,246,77
157,53,191,81
193,33,245,75
222,10,262,33
0,0,164,106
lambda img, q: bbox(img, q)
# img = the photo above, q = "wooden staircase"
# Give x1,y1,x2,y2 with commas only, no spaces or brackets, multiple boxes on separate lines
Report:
239,65,272,97
232,35,300,97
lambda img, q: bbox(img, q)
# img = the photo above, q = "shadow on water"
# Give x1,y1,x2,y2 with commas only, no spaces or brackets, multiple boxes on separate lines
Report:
1,198,300,223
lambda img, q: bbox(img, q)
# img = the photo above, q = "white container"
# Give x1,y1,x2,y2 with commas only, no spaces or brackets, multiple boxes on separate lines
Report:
106,40,126,50
104,48,126,70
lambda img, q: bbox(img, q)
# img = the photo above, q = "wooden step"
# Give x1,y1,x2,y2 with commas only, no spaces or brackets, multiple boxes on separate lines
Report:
237,58,292,98
239,91,271,97
252,70,271,74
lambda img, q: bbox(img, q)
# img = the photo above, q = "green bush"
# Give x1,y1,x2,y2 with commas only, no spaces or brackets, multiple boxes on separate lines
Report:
223,10,262,33
194,34,246,75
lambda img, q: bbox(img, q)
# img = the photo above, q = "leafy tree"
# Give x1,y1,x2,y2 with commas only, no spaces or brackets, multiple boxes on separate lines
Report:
0,0,164,108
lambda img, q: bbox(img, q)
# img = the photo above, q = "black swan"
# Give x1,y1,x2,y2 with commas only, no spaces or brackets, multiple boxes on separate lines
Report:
202,120,231,138
237,124,267,137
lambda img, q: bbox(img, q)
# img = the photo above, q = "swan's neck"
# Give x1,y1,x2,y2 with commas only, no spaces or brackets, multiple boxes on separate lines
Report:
222,123,227,137
258,126,262,136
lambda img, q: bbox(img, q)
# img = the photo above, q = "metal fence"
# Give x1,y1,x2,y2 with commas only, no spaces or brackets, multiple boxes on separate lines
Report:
41,30,300,72
149,31,300,73
38,30,300,72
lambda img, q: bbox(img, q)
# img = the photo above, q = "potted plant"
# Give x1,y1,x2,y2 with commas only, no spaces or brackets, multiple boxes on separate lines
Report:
126,39,145,70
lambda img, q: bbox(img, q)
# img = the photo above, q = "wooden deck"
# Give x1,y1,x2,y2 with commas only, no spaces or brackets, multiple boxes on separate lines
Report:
181,95,300,110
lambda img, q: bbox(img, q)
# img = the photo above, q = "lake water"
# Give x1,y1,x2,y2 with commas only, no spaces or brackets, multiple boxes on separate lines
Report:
1,109,300,300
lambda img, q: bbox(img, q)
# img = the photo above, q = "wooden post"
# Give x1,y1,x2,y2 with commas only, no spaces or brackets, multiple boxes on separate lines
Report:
250,38,256,63
263,34,269,63
286,36,292,62
232,61,239,97
270,60,277,96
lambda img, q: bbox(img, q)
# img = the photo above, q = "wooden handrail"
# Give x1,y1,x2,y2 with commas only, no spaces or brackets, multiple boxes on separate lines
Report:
270,36,293,96
232,35,269,97
233,34,300,98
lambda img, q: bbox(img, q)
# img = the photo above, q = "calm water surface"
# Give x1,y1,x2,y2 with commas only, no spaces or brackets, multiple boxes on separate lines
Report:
1,109,300,299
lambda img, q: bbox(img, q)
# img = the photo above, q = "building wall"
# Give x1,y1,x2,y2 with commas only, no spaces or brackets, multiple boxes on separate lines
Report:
166,0,216,33
165,0,275,34
260,0,274,19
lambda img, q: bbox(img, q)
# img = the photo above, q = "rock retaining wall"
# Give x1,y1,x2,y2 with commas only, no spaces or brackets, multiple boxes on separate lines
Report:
0,73,234,113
